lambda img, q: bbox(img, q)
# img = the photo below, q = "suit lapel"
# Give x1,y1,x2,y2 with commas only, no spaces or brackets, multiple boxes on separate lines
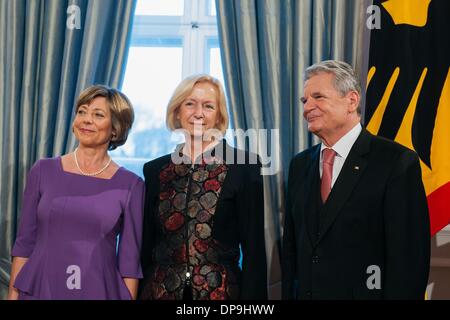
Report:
315,128,372,247
297,145,321,248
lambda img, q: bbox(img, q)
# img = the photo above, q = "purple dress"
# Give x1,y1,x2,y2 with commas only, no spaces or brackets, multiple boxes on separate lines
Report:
11,157,145,300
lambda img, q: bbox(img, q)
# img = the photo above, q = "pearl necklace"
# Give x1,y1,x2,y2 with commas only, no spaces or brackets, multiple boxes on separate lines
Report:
73,148,112,176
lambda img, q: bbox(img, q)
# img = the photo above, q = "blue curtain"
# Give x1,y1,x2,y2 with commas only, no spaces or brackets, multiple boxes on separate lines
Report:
216,0,371,298
0,0,136,298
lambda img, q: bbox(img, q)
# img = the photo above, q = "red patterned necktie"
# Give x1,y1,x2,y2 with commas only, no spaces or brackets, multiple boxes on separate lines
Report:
321,148,336,203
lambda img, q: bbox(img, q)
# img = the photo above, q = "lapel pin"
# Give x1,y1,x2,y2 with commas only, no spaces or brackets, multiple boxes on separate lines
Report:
354,166,360,170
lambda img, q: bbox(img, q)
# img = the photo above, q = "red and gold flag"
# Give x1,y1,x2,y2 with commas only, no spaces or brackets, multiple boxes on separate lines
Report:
365,0,450,235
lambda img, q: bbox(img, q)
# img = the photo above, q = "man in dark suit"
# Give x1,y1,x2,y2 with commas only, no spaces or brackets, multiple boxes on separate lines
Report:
282,60,430,299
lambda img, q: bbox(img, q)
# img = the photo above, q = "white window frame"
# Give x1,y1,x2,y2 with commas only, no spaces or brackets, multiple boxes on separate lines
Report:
132,0,219,77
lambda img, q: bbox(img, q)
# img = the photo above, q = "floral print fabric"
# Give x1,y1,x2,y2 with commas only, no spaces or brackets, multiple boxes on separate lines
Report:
141,160,240,300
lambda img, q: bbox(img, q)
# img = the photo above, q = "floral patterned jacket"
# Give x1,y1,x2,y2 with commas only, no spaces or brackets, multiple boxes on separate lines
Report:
139,141,267,300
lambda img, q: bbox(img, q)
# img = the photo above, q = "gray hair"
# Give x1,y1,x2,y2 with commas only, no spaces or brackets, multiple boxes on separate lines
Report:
304,60,362,114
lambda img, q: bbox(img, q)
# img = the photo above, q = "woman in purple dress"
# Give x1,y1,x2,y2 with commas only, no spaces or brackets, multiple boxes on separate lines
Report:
7,85,144,300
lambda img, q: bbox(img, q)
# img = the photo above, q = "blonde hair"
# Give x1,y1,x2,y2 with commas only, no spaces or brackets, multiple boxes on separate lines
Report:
166,74,229,134
75,85,134,150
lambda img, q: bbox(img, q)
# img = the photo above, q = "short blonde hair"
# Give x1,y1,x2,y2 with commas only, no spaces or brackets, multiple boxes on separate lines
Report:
166,74,229,134
75,85,134,150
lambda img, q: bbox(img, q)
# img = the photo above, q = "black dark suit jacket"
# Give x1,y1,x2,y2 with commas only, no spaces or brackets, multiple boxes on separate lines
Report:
282,128,430,299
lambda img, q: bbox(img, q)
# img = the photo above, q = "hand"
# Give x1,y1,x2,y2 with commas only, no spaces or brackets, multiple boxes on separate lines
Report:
7,287,19,300
123,278,138,300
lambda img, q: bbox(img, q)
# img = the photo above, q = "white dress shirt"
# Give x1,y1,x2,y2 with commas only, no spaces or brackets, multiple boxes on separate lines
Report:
319,123,362,188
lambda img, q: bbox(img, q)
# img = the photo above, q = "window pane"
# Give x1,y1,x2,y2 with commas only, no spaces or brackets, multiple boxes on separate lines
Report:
209,0,217,16
135,0,184,16
207,38,224,85
111,45,183,176
209,47,224,85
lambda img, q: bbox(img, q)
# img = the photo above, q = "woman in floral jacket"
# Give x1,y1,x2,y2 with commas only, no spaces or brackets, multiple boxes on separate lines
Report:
138,74,267,300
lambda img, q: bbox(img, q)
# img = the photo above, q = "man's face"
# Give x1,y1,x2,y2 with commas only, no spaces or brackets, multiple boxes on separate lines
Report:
302,72,358,141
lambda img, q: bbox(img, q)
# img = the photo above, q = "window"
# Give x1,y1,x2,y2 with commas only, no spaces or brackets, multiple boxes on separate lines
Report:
135,0,184,16
111,0,224,177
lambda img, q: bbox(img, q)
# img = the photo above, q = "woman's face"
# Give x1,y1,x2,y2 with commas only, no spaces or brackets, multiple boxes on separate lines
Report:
177,82,220,138
73,96,113,149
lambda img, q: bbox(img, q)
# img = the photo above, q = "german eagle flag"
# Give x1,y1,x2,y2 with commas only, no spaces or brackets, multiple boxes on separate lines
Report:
365,0,450,236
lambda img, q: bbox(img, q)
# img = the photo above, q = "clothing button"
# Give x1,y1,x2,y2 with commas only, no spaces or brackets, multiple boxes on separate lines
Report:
186,272,191,279
312,255,319,263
